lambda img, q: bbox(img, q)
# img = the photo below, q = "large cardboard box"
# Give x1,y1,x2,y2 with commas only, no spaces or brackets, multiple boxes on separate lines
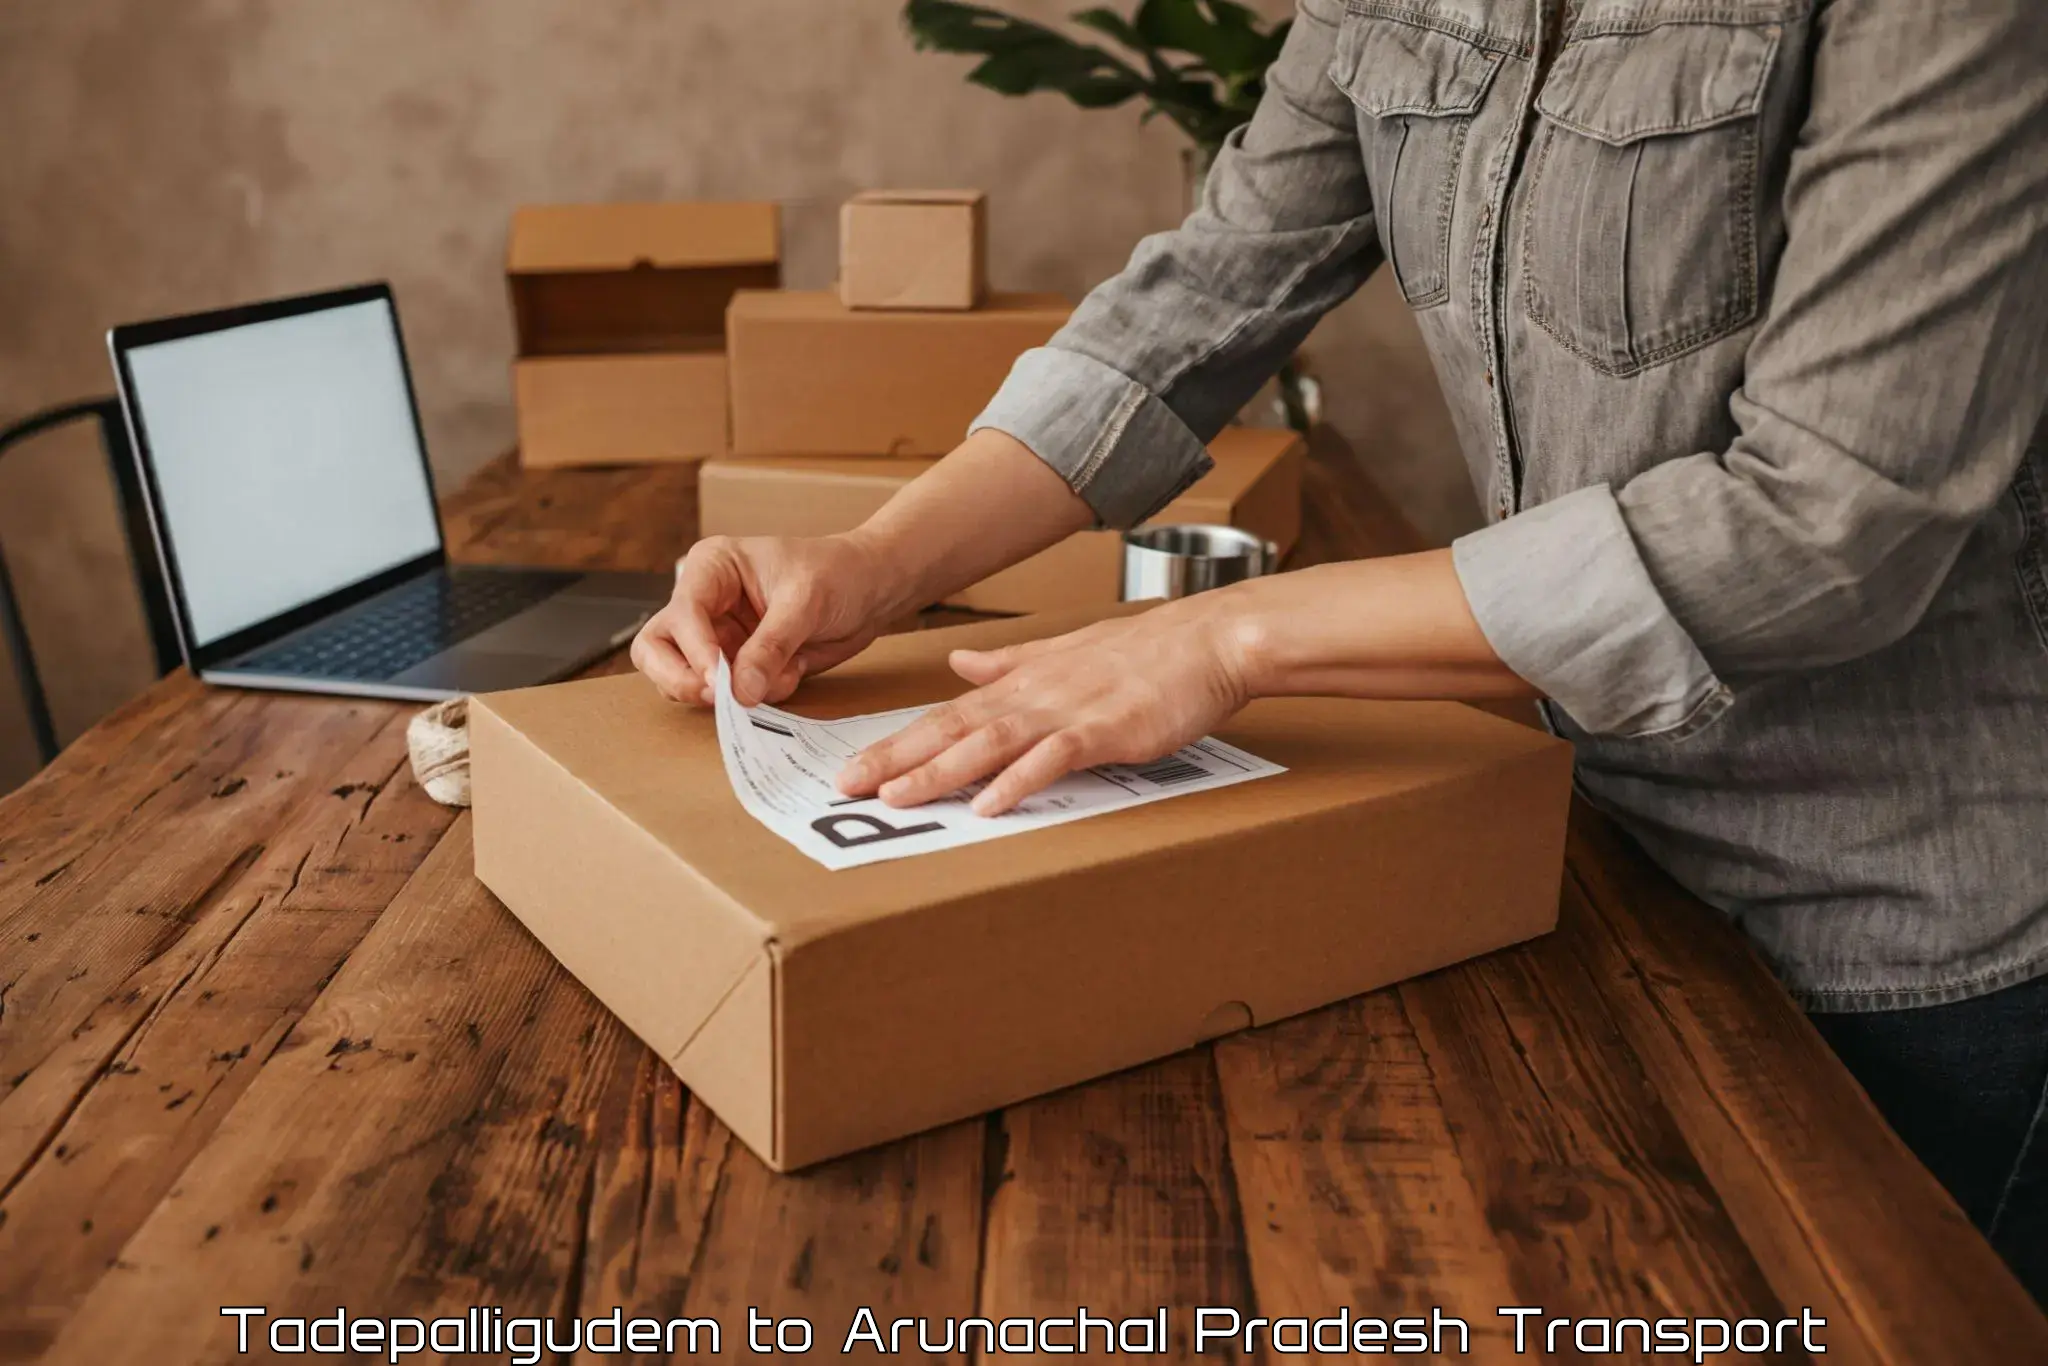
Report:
839,190,988,311
509,202,780,467
698,426,1305,614
469,607,1574,1171
725,289,1069,457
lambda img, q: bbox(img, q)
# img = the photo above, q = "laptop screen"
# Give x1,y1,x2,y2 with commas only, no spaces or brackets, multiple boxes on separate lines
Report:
121,295,444,650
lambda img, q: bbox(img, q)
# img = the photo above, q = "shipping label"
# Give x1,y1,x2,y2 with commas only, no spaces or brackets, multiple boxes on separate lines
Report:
712,656,1284,870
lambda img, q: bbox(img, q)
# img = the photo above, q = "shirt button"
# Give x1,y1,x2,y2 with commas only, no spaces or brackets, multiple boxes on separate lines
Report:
1483,370,1495,388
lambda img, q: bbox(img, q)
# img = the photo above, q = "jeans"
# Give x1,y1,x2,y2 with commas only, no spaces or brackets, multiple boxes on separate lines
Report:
1810,971,2048,1305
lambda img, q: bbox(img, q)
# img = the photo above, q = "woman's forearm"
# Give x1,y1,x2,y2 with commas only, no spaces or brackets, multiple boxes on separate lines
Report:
841,544,1541,814
1217,549,1539,702
847,428,1094,619
845,435,1533,704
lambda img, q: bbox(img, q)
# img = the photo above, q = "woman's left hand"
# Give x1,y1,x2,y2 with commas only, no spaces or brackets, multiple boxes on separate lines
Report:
836,601,1253,817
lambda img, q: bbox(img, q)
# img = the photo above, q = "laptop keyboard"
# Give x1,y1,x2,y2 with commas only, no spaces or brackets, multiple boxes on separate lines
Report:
237,570,568,681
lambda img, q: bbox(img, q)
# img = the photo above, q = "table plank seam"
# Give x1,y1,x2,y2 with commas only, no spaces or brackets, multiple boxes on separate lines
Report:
971,1109,1008,1322
672,1097,733,1309
1387,977,1513,1290
605,1070,664,1305
1205,1044,1266,1334
554,1143,601,1327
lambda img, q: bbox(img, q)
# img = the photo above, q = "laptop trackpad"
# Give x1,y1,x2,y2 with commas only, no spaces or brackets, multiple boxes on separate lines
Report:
463,596,642,654
388,596,649,693
396,650,577,694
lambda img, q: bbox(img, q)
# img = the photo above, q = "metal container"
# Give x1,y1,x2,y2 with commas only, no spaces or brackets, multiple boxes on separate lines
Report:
1120,524,1280,601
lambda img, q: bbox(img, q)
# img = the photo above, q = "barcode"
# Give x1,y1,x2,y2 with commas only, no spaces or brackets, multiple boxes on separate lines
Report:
1130,756,1210,788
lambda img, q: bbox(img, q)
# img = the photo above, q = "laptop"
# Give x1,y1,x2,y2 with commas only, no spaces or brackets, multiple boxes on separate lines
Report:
108,282,667,701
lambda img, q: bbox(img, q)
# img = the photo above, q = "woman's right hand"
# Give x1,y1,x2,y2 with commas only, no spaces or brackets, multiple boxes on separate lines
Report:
632,429,1095,708
630,531,906,708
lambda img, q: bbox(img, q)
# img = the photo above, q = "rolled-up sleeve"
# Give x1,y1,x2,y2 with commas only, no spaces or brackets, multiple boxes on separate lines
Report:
1454,487,1734,737
970,0,1382,528
1456,0,2048,738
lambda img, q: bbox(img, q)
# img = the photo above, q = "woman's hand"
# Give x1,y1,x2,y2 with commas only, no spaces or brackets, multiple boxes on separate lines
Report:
836,600,1255,817
631,532,904,707
834,550,1540,815
633,429,1095,709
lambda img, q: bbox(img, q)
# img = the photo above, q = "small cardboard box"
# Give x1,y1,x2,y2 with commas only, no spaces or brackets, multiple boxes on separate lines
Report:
698,426,1306,614
839,190,988,311
508,202,780,467
469,608,1573,1171
725,289,1069,457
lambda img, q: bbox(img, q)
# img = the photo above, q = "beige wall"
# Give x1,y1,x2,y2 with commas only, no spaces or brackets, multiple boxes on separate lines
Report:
0,0,1474,791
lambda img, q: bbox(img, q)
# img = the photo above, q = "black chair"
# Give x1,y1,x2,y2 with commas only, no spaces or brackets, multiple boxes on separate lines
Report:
0,398,182,766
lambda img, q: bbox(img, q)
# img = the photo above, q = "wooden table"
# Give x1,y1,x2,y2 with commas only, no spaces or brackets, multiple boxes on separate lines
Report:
2,441,2043,1364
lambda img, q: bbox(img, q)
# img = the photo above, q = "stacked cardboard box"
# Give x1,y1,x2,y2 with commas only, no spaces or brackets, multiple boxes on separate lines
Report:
706,189,1306,612
838,189,988,310
509,202,779,468
503,192,1307,609
724,288,1071,458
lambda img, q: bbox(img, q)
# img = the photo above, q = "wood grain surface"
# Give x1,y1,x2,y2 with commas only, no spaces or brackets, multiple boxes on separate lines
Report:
1,438,2041,1364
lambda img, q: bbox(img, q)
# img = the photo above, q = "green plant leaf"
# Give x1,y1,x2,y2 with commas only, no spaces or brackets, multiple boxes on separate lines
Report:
1074,5,1222,120
905,0,1146,105
1133,0,1272,75
1069,6,1147,51
903,0,1282,150
973,48,1143,104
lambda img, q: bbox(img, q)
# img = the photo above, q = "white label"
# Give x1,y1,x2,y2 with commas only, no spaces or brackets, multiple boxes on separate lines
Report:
712,656,1284,870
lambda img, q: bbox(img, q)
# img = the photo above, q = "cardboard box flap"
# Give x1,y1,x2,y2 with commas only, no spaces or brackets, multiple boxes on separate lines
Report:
668,947,778,1160
508,202,782,354
468,689,776,1063
508,202,780,274
477,607,1566,953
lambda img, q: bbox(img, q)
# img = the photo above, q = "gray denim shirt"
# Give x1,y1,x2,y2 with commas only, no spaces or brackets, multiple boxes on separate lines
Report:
973,0,2048,1010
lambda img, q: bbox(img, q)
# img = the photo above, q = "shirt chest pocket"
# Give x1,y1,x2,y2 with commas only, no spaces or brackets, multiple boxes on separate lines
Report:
1521,20,1781,375
1329,10,1507,309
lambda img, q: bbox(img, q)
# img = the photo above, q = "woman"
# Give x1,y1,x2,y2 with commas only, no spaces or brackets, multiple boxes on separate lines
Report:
635,0,2047,1295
